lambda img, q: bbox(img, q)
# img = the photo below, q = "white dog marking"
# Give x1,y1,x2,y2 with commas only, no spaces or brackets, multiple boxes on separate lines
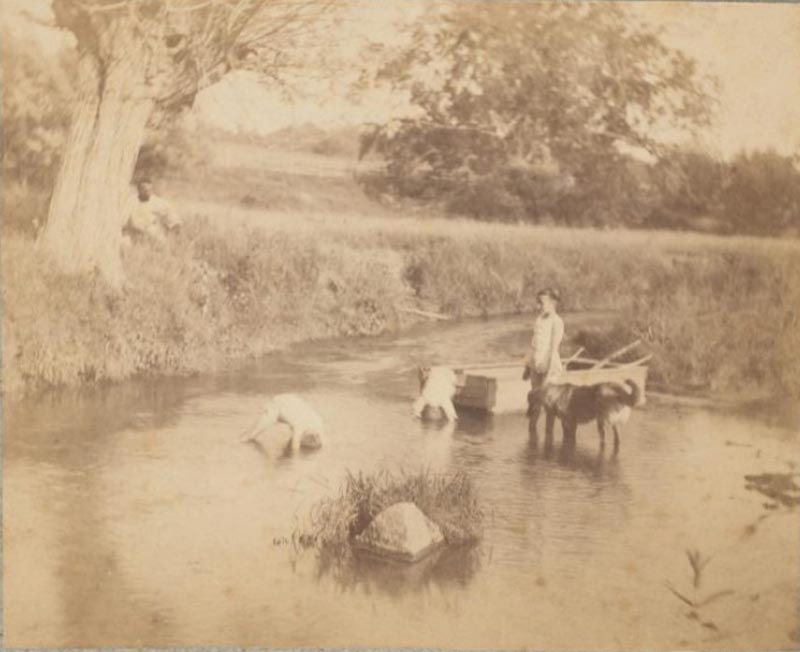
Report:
414,366,459,421
240,394,324,451
606,404,632,427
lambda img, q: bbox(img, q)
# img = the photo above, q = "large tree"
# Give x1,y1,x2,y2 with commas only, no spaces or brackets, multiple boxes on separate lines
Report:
39,0,333,287
361,3,716,225
722,150,800,235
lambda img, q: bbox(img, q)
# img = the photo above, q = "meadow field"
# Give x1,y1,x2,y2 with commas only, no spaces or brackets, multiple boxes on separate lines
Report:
3,138,799,400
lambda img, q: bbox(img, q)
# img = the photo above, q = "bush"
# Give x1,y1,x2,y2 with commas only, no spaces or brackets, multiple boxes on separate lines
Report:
628,251,800,394
723,150,800,236
2,216,412,395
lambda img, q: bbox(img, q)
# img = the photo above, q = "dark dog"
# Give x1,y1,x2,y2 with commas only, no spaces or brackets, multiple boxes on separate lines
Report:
528,379,644,451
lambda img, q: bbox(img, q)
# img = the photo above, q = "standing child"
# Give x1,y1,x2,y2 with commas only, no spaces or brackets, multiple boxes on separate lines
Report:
523,288,564,428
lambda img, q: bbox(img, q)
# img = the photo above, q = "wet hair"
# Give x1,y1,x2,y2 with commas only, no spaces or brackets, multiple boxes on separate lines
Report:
537,287,561,303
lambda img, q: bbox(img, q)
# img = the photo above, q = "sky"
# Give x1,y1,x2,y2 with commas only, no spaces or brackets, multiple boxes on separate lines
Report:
633,2,800,157
191,1,800,158
4,0,800,158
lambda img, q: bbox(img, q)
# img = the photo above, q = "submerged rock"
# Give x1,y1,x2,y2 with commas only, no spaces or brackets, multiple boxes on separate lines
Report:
354,502,444,563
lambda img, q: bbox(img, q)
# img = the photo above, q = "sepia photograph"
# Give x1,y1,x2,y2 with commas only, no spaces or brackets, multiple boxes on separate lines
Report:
1,0,799,650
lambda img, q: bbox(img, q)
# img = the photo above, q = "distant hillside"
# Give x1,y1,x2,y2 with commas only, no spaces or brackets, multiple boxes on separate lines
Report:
163,124,387,216
206,123,364,159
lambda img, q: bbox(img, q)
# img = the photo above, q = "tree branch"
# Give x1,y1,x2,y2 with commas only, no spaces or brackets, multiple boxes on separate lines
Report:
75,0,128,14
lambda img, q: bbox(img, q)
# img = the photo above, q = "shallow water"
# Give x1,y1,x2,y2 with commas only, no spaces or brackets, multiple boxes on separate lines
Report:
4,314,799,650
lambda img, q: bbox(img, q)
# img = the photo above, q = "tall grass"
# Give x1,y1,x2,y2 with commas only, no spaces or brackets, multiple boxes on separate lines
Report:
3,202,799,398
294,469,484,559
1,216,409,396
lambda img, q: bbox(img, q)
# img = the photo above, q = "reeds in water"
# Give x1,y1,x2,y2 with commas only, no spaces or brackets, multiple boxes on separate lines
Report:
294,468,484,559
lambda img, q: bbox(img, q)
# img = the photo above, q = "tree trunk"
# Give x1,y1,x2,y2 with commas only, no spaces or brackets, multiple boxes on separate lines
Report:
39,22,156,289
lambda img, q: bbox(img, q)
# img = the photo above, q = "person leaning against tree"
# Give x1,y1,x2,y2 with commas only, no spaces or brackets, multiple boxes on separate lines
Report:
122,178,181,246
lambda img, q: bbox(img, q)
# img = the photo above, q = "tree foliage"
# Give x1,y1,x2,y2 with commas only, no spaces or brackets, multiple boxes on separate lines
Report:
1,28,76,233
648,148,729,231
51,0,334,117
648,148,800,235
1,29,74,185
723,150,800,235
361,3,715,225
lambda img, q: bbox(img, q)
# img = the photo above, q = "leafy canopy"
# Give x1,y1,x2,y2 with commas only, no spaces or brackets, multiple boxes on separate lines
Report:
361,3,716,223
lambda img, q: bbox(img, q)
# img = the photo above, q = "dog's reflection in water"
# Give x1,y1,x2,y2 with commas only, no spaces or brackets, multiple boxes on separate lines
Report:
527,423,613,480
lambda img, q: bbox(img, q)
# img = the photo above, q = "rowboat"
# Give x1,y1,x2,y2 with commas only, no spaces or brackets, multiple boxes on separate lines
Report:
451,342,650,415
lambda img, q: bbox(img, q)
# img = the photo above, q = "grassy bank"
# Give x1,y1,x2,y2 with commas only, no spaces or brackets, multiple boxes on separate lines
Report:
3,203,799,398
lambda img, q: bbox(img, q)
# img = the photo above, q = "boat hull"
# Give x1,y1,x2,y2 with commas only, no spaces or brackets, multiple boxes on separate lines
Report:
453,364,648,414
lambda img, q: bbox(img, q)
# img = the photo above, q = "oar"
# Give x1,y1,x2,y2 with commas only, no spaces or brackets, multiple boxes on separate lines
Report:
564,347,585,365
455,347,586,372
453,361,521,371
614,354,653,369
397,306,452,321
591,339,642,369
571,357,620,368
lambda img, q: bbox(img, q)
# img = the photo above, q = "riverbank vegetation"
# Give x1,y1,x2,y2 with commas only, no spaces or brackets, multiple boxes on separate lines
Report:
4,201,799,399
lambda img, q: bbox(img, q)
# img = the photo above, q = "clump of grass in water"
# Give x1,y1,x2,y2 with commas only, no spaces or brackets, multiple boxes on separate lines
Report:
294,469,483,559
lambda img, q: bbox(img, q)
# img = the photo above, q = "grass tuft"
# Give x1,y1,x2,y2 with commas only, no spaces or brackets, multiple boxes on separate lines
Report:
293,468,484,560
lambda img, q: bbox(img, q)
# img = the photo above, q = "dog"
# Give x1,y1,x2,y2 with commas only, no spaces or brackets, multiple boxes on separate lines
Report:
528,379,645,451
414,366,460,422
240,393,324,451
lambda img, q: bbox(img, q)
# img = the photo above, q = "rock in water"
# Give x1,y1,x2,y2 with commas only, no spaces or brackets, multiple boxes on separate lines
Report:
354,502,444,563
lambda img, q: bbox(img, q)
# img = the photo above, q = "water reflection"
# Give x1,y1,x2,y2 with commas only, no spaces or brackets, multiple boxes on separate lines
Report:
4,312,799,649
3,384,188,646
529,428,616,473
310,545,483,597
4,379,189,458
454,410,495,436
